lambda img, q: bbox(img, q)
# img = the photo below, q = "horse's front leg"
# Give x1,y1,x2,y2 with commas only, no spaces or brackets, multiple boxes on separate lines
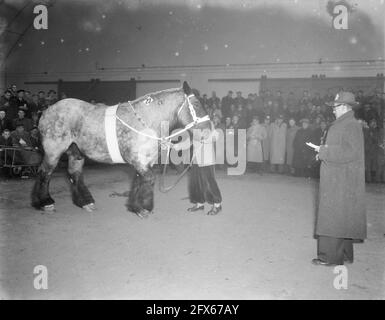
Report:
126,169,155,218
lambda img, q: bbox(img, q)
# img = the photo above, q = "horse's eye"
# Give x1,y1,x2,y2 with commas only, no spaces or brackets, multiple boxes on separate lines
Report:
158,100,163,105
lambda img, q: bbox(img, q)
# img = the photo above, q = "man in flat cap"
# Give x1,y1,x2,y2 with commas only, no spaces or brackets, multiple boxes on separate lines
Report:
309,91,366,266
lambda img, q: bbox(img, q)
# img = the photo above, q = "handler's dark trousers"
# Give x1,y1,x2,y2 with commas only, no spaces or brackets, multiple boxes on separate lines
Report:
188,164,222,204
317,235,353,265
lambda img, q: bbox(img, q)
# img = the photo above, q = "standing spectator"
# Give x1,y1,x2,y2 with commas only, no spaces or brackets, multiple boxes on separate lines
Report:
0,90,12,110
228,104,236,119
356,90,366,106
13,110,32,132
286,117,299,175
299,90,311,105
270,114,287,173
363,119,381,183
9,84,17,97
211,104,222,121
201,93,209,106
244,102,257,128
1,90,18,121
234,91,246,107
38,91,47,111
253,93,264,118
296,104,309,123
271,101,282,120
234,104,247,128
246,116,267,174
292,118,314,177
369,89,384,128
311,92,323,106
262,90,274,111
311,91,366,266
221,90,234,119
208,91,220,108
28,94,40,116
357,103,379,125
323,88,334,105
0,110,12,133
16,90,29,116
275,90,284,109
286,91,298,114
24,90,32,104
261,115,272,172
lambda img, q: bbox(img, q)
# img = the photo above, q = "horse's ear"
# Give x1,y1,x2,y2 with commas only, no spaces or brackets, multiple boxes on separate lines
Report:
182,81,192,95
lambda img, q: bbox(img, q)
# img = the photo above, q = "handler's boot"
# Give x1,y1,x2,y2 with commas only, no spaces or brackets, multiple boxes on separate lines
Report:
207,204,222,215
187,203,204,212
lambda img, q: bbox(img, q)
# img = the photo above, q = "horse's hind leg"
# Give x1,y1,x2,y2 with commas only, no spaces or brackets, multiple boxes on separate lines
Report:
66,144,95,211
31,154,60,211
126,169,155,218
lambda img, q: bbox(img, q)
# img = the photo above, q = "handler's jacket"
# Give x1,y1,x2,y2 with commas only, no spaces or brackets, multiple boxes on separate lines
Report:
316,110,366,240
192,121,218,167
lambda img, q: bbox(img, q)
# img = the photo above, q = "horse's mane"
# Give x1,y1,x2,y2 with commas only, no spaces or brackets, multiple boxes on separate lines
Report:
131,86,182,104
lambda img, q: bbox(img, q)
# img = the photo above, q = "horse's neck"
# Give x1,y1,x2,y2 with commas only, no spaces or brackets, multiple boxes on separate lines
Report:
127,93,183,134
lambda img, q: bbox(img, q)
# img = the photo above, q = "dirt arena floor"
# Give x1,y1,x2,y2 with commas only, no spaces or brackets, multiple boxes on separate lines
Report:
0,165,384,299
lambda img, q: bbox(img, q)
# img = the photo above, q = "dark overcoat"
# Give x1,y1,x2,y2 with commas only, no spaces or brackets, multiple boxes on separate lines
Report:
316,110,366,240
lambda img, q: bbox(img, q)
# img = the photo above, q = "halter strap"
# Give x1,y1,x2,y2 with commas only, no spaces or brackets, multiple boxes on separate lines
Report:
115,94,210,143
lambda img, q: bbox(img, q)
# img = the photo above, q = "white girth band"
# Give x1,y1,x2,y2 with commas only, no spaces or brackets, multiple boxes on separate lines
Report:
105,104,126,163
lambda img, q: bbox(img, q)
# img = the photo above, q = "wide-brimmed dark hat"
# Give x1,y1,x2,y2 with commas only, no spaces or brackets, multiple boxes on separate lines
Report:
326,91,359,107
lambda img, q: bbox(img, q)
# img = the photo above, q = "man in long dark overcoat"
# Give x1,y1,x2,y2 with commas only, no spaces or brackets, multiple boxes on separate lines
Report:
310,92,366,266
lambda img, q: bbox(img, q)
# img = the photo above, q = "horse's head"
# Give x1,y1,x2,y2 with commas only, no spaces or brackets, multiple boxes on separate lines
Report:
176,81,211,131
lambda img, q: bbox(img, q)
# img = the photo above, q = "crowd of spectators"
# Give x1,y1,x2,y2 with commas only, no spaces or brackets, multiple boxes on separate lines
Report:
194,87,385,183
1,83,384,183
0,84,61,177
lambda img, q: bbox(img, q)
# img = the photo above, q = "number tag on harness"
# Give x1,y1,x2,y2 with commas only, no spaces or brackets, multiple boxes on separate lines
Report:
144,96,153,105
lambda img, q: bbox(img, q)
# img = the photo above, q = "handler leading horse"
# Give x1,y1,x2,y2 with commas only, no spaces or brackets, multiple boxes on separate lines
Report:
32,81,210,218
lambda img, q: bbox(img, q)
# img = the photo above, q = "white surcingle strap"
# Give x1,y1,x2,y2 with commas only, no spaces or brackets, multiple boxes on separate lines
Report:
105,104,126,163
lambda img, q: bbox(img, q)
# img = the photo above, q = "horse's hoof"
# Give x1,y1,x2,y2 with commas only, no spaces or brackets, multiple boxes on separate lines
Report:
43,204,55,213
83,203,96,212
135,209,152,219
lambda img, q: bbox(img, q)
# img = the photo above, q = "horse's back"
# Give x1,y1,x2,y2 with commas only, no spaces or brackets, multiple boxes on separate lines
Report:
39,98,112,162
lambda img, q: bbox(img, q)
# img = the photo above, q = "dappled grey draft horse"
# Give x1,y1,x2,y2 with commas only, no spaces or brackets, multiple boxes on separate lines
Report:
32,81,210,218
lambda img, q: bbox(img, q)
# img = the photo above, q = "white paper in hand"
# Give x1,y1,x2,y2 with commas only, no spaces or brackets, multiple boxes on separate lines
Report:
306,142,319,149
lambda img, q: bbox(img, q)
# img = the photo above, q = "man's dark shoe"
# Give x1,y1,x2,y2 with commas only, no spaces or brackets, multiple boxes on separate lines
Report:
207,205,222,215
311,258,337,266
187,205,204,212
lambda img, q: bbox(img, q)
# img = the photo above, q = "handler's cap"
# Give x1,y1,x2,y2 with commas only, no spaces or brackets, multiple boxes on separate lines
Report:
300,118,310,123
326,91,359,108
